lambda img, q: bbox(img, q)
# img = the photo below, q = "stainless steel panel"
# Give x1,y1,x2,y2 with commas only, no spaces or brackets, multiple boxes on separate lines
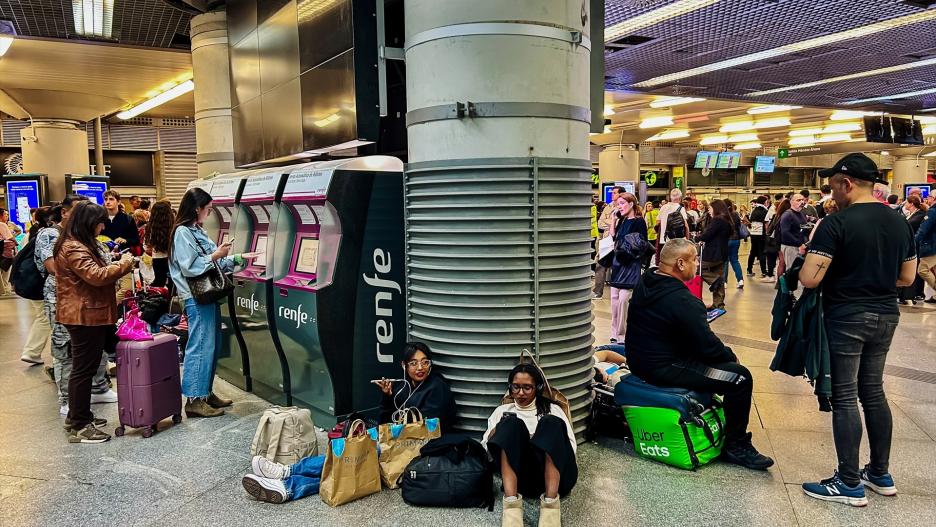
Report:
233,97,264,166
297,0,354,72
230,29,262,108
258,0,293,24
258,0,301,94
299,51,358,151
261,78,304,160
227,0,259,46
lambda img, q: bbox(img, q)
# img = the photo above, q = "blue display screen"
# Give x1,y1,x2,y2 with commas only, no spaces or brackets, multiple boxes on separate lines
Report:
604,182,636,203
71,181,108,205
754,156,776,173
5,180,40,231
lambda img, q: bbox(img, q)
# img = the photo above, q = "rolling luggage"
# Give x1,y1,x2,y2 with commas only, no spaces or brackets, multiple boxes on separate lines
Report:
114,333,183,438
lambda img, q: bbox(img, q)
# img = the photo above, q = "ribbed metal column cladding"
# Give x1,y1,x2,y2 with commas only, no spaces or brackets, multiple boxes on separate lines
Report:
404,0,594,435
405,158,596,434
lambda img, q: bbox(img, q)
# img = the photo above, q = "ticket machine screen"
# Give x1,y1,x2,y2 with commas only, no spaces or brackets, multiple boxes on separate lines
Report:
254,235,268,267
294,237,319,275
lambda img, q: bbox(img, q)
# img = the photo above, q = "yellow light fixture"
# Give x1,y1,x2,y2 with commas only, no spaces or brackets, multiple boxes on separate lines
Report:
747,105,801,115
734,142,762,150
699,134,728,145
830,110,873,121
816,133,853,143
646,129,691,141
605,0,723,42
727,133,759,143
632,10,936,88
0,36,13,56
649,96,706,108
639,116,675,129
719,121,755,133
116,80,195,120
822,122,862,134
789,136,817,146
753,117,791,129
789,128,824,137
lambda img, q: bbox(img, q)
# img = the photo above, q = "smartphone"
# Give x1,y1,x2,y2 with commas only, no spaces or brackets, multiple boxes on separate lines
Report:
226,236,236,246
118,247,132,254
370,378,404,384
501,411,517,422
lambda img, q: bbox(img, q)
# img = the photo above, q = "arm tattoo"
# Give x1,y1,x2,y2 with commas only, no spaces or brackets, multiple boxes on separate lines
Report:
812,261,827,279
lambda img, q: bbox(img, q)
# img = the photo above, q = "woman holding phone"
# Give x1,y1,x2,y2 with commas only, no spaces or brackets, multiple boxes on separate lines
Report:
169,188,260,418
375,341,456,432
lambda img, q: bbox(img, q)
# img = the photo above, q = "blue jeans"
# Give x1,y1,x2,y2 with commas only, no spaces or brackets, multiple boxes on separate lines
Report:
723,239,743,284
181,298,222,398
284,455,325,501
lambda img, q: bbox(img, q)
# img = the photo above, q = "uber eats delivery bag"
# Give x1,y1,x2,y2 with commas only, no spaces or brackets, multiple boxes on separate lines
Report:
614,374,725,470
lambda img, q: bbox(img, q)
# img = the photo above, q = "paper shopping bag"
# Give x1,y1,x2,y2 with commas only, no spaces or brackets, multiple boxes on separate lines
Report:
377,409,441,489
319,420,381,507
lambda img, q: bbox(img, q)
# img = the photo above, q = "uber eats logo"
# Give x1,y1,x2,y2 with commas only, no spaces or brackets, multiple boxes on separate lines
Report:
637,429,670,458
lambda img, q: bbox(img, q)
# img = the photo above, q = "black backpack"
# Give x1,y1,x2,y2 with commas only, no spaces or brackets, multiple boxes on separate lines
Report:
11,238,45,300
665,205,687,239
401,434,494,511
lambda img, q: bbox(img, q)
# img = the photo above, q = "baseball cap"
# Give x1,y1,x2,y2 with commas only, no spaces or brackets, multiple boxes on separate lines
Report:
819,153,882,182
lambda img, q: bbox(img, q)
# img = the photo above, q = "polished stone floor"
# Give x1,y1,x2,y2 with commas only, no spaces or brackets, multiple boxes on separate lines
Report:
1,269,935,526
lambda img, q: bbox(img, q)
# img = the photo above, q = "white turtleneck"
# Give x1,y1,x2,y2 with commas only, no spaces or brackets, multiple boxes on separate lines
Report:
481,400,576,453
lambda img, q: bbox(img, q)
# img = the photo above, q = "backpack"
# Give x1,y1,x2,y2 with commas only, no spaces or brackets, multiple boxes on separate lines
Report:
665,206,687,239
11,238,45,300
401,434,494,510
250,406,319,465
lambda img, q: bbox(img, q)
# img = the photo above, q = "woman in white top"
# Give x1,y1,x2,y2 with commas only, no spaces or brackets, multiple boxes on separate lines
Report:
483,364,577,527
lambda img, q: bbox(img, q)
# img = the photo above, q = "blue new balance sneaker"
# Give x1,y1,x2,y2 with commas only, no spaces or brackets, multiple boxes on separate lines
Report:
860,466,897,496
802,472,868,507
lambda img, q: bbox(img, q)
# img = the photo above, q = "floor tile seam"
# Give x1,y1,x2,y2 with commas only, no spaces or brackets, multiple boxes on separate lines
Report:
888,399,936,442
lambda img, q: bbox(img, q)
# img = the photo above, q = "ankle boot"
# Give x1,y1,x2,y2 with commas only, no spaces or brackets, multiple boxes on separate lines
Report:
502,494,523,527
207,392,233,408
185,398,224,418
538,495,561,527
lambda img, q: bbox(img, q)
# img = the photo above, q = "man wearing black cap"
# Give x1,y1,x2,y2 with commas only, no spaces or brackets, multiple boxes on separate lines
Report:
798,153,918,507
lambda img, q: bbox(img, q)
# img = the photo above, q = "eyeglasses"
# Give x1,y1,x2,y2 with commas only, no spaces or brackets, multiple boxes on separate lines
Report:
509,383,536,394
406,360,431,368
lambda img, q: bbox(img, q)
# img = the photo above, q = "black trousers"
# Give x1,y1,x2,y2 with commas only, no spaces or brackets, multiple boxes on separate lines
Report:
639,360,753,444
151,257,170,288
487,415,578,498
64,324,110,430
747,235,767,275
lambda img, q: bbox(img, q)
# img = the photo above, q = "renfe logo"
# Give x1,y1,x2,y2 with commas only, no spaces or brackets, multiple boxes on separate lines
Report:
236,294,260,316
362,248,400,364
278,304,310,329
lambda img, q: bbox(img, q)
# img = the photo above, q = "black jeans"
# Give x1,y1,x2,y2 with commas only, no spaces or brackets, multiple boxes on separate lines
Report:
487,414,578,498
64,324,110,430
747,235,767,275
826,312,899,486
639,360,752,444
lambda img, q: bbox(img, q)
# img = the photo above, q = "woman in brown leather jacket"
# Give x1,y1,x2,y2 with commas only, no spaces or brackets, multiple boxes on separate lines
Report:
53,201,134,444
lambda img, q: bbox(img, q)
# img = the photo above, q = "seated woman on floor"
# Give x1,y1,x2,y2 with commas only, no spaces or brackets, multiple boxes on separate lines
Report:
483,364,578,527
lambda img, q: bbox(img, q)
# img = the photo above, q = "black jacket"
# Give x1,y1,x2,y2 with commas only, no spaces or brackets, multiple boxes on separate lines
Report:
698,216,732,262
625,269,736,376
749,205,768,227
101,211,140,251
380,372,457,432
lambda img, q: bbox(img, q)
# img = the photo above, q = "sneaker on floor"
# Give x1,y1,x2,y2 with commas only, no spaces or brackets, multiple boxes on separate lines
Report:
64,416,107,431
760,276,776,283
252,456,290,479
242,474,288,503
59,404,69,416
591,293,602,300
927,298,936,304
720,432,774,471
90,390,118,404
746,272,755,278
20,356,43,366
737,280,744,289
802,472,868,507
859,466,897,496
68,424,111,444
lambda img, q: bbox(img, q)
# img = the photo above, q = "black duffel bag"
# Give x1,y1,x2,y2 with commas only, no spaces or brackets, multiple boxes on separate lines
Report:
401,434,494,510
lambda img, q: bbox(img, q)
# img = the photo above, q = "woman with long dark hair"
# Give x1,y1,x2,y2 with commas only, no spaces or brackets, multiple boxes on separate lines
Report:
899,195,927,304
144,200,175,288
763,198,791,281
697,199,734,310
483,364,577,527
608,192,647,343
376,341,456,431
169,188,258,418
53,201,134,443
722,199,745,289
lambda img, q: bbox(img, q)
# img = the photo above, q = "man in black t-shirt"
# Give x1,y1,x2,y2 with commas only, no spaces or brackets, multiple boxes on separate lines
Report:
798,153,918,507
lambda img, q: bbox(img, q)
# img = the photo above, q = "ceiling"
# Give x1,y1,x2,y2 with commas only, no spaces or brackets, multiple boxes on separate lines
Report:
604,0,936,113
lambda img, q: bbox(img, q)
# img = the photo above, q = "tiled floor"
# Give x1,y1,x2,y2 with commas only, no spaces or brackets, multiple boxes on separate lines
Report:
1,273,934,526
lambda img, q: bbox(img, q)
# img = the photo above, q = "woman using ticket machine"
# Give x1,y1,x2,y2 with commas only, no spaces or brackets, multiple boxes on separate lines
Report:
374,342,457,432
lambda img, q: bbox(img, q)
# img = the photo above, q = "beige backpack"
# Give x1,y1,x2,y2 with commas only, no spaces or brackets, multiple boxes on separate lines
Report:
250,406,318,464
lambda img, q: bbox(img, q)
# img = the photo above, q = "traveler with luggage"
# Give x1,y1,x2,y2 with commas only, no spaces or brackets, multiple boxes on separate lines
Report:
15,206,52,365
593,186,624,299
143,199,175,289
375,341,457,432
483,364,577,527
607,192,648,343
169,188,259,418
799,154,918,506
53,201,135,443
696,199,734,310
624,238,774,471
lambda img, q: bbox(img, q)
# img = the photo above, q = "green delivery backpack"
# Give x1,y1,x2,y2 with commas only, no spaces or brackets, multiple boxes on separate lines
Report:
622,404,725,470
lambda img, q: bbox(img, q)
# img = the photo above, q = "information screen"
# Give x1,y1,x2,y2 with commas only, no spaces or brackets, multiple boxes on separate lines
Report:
906,185,931,199
72,180,107,204
4,180,40,231
716,152,741,169
603,182,636,203
694,151,719,169
294,237,319,275
754,156,776,173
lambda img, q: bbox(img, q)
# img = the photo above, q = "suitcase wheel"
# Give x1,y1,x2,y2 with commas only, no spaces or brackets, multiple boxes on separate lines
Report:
142,426,154,438
172,414,183,424
114,426,125,437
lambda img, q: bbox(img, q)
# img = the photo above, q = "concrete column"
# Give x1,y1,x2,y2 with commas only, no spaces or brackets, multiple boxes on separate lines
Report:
598,144,639,188
191,11,235,177
20,120,89,202
892,156,928,198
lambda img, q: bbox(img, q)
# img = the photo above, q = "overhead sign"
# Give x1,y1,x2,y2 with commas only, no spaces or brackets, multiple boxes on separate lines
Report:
778,148,789,159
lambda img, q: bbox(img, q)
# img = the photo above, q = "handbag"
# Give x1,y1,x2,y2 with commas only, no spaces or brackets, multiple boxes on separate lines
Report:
738,222,750,240
185,229,234,304
319,419,382,507
401,434,494,510
116,309,154,341
501,349,572,423
376,408,441,489
597,235,614,266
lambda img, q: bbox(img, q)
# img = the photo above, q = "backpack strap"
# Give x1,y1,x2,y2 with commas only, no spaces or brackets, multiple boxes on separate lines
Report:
251,412,273,456
264,415,287,461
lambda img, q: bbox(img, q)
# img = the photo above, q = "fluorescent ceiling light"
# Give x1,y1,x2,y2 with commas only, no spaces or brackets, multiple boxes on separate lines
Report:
699,134,728,145
604,105,615,116
734,142,761,150
719,121,755,133
649,96,706,108
116,80,195,120
72,0,114,39
924,151,936,157
920,107,936,113
789,128,824,137
788,136,816,146
830,110,874,121
747,105,801,115
727,133,759,143
605,0,722,43
646,129,691,141
633,10,936,88
917,116,936,124
845,87,936,105
748,57,936,97
639,116,674,129
923,125,936,136
822,122,862,134
753,117,791,129
0,36,13,57
816,133,852,143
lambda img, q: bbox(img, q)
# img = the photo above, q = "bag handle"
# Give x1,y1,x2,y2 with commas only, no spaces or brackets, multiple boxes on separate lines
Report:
251,412,272,456
346,419,367,438
399,407,424,424
519,348,554,396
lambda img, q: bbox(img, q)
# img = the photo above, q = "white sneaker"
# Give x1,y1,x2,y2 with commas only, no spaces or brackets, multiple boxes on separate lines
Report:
737,280,744,289
242,474,288,503
760,276,776,283
90,390,118,404
60,404,69,416
252,455,290,479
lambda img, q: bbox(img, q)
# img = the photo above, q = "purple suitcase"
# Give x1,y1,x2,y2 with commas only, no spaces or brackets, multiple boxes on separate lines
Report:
115,333,183,438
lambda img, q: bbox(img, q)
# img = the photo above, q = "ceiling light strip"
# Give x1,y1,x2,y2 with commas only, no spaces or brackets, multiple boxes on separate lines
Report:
633,10,936,88
116,80,195,120
605,0,722,43
748,57,936,97
845,87,936,105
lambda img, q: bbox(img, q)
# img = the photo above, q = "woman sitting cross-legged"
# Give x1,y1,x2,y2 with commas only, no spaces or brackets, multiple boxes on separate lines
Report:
483,364,577,527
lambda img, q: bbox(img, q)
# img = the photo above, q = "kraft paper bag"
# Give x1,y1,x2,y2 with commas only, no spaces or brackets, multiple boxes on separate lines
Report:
319,420,381,507
377,409,441,489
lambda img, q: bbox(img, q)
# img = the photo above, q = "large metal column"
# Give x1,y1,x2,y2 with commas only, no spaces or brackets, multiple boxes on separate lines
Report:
404,0,595,435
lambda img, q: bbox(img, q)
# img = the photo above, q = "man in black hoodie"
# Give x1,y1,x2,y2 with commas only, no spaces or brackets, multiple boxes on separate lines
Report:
625,238,774,471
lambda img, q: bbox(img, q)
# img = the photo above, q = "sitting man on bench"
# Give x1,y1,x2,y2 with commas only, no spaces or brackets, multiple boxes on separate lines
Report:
625,238,774,471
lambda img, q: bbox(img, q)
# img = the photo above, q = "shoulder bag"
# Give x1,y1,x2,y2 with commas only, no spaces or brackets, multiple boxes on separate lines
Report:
185,229,234,304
